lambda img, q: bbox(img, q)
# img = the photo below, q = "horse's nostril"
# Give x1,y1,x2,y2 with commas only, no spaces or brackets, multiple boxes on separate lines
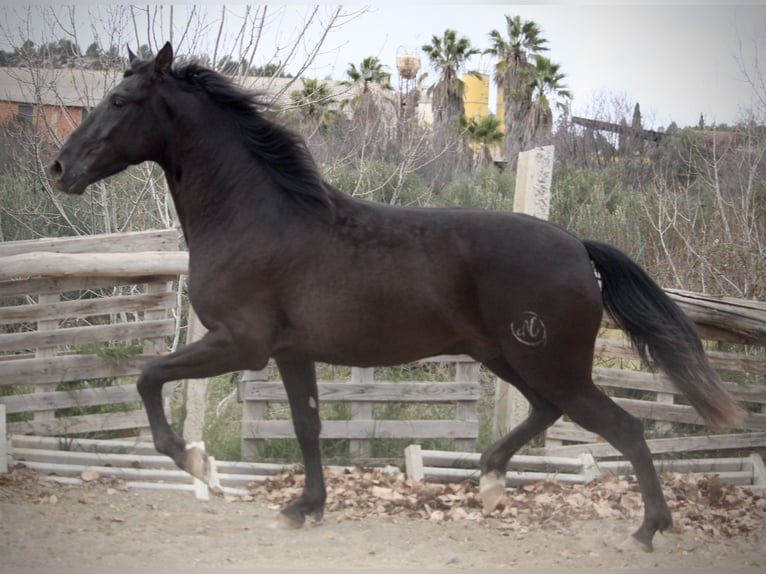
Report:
50,160,64,179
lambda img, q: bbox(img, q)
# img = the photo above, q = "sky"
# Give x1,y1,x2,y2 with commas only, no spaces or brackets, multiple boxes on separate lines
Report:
2,2,764,129
305,2,765,129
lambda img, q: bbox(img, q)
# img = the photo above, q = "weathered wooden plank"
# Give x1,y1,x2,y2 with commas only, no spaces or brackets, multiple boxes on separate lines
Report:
417,355,475,363
10,447,172,469
0,251,189,280
612,397,766,430
599,457,752,475
598,463,755,486
404,444,424,481
592,367,766,403
455,362,480,452
10,434,157,455
594,337,641,362
423,466,586,486
0,354,153,386
546,423,601,445
544,432,766,458
7,409,149,435
0,404,6,474
667,289,766,345
0,275,176,298
595,338,766,374
9,435,289,475
751,453,766,487
34,292,59,423
349,367,374,458
0,229,178,257
243,381,481,402
0,318,174,353
18,460,190,482
0,291,176,324
243,419,478,440
592,366,672,393
420,449,585,473
1,384,140,414
705,348,766,374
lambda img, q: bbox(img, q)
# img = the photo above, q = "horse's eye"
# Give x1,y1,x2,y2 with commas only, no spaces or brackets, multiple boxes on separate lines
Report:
111,96,126,108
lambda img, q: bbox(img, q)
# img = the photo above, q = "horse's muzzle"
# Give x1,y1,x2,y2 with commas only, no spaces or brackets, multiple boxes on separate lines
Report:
48,159,88,195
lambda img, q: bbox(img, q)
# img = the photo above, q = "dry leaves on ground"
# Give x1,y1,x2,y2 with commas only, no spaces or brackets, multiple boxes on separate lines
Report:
248,467,766,539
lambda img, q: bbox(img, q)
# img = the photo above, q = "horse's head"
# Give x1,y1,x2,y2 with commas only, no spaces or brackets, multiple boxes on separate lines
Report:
50,42,176,194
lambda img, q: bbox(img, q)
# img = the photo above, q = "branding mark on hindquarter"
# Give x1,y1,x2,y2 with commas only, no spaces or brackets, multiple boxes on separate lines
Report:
510,311,547,348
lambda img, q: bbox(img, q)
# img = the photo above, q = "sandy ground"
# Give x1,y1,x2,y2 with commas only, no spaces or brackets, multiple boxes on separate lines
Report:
0,468,764,570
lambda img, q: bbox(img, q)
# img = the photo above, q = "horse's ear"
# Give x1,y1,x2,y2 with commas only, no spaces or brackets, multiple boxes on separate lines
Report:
127,45,137,64
154,42,173,75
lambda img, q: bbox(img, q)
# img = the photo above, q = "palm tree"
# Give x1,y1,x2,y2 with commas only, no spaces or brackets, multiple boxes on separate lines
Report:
341,56,393,122
462,114,504,169
486,15,548,163
523,55,571,149
290,78,338,129
421,29,480,130
344,56,392,94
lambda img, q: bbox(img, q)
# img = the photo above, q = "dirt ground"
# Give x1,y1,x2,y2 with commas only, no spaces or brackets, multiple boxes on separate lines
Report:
1,468,764,570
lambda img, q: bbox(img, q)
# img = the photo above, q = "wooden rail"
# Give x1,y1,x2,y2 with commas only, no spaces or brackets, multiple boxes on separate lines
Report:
0,230,182,438
240,359,481,460
2,229,764,464
543,296,766,456
404,444,766,488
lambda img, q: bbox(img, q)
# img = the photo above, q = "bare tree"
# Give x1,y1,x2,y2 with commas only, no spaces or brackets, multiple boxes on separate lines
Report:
0,4,366,239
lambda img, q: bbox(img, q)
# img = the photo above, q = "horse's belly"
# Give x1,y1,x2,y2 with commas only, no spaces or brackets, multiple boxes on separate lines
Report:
272,303,469,366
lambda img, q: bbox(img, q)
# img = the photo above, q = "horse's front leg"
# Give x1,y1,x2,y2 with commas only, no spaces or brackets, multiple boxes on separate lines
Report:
275,359,326,529
138,328,251,484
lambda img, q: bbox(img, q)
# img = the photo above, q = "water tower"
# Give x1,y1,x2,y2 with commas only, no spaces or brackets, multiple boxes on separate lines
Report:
396,47,420,118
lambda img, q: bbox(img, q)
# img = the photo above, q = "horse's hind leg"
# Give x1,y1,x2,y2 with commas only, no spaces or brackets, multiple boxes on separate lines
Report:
275,359,326,529
478,358,562,513
561,384,672,551
137,328,248,484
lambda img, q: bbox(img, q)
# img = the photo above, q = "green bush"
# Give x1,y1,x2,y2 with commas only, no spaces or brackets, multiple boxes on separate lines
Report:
434,167,515,211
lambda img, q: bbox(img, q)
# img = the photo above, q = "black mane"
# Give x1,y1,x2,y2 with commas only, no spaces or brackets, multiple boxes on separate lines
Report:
170,63,335,217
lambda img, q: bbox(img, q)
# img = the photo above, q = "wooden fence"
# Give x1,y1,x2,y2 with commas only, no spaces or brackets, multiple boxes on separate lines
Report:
1,229,764,466
240,291,765,463
543,290,766,457
0,230,186,438
240,358,482,461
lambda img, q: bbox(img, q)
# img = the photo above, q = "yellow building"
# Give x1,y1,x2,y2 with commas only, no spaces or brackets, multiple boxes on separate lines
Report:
462,73,490,120
462,73,503,135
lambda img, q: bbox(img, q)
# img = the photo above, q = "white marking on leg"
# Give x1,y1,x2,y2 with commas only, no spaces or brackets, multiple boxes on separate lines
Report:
308,397,317,409
479,470,507,515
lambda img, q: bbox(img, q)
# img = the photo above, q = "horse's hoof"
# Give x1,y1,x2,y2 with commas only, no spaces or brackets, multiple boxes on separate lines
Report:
184,443,211,483
479,470,506,515
308,509,324,525
274,510,306,530
631,532,654,553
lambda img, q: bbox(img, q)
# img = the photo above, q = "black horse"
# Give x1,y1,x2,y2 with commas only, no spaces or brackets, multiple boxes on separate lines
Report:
50,43,744,551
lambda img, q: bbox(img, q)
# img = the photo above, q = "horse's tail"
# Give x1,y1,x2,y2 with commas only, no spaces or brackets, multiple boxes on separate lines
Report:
583,239,745,430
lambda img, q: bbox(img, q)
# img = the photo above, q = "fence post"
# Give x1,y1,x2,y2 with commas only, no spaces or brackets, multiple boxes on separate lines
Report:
455,361,480,452
145,280,174,438
241,368,269,461
182,306,209,444
349,367,375,459
0,403,7,474
492,145,554,440
35,292,60,425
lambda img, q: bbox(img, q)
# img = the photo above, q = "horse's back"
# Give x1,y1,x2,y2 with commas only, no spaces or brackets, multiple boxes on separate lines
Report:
321,200,605,365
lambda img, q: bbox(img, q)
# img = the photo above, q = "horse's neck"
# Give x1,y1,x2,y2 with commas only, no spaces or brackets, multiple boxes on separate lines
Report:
162,145,301,247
